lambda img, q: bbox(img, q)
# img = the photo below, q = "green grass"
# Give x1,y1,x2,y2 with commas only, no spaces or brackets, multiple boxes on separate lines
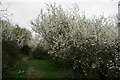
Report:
3,62,28,78
26,57,75,78
4,56,76,78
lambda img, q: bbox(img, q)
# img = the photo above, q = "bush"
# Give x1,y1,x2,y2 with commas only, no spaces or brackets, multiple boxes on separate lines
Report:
1,19,22,67
2,38,22,78
30,3,120,78
31,43,50,59
20,44,31,55
2,39,22,67
1,19,22,77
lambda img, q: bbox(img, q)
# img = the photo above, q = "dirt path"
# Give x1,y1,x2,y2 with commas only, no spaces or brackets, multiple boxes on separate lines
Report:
23,57,29,61
26,66,45,78
22,56,45,78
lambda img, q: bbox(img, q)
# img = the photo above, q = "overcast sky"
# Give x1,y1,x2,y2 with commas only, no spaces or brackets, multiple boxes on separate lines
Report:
0,0,120,31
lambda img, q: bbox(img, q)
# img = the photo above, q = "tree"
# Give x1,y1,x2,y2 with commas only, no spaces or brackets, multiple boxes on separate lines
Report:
30,3,119,78
12,25,32,47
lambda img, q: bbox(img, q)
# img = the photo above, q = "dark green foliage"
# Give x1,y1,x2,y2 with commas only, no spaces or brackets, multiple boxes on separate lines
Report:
2,62,28,78
2,39,21,67
2,38,22,78
31,44,50,59
20,44,31,55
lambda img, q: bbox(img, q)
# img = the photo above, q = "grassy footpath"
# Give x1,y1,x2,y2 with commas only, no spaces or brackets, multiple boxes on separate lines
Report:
5,56,76,78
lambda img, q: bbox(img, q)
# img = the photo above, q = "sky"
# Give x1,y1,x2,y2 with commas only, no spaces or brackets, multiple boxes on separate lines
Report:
0,0,120,31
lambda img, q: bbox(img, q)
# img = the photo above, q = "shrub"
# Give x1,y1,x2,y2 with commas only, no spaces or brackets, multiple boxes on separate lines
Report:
30,36,50,59
1,19,22,77
31,43,50,59
2,39,22,67
1,19,22,67
20,44,31,55
30,3,120,78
